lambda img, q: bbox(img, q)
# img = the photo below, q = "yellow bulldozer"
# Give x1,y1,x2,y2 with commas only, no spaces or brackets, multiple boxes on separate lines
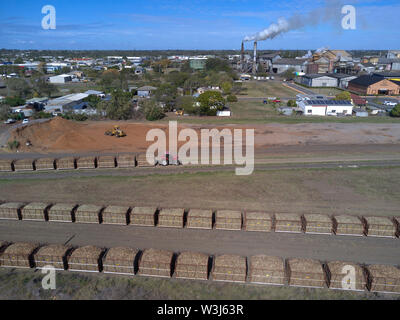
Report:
105,125,127,138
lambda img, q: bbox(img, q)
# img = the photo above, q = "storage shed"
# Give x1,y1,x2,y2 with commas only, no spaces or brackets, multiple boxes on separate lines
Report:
334,215,365,236
138,248,173,278
34,158,55,170
76,156,96,169
97,155,116,168
275,213,303,233
287,258,326,288
102,206,129,225
249,255,285,285
21,202,50,221
215,210,242,231
0,159,13,172
130,207,156,226
244,212,273,232
33,244,71,270
13,159,34,171
186,209,213,230
102,247,138,275
0,202,24,220
116,154,136,168
326,261,367,291
303,214,333,234
364,216,396,238
47,203,75,222
56,157,76,170
174,252,209,280
74,204,103,223
212,254,247,283
0,242,39,268
158,208,184,228
368,264,400,293
67,245,103,272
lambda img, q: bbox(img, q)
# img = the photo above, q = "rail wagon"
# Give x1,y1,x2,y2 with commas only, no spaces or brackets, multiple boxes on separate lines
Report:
186,209,213,230
130,207,156,226
326,261,367,291
13,159,34,171
33,244,71,270
368,264,400,294
174,252,209,280
47,203,75,222
275,213,303,233
138,248,173,278
56,157,76,170
287,258,326,288
21,202,50,221
67,245,103,272
244,212,273,232
363,216,396,238
158,208,184,228
0,159,13,172
97,155,116,169
249,255,285,285
212,254,247,283
102,247,138,275
0,202,24,220
303,214,333,235
102,206,129,225
76,156,96,169
334,215,365,236
215,210,242,231
34,158,55,171
74,204,103,224
116,154,136,168
136,153,156,167
0,242,39,268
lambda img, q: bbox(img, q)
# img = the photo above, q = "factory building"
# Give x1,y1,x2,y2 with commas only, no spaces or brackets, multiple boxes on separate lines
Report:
348,75,400,95
271,58,308,74
296,74,338,87
298,100,353,116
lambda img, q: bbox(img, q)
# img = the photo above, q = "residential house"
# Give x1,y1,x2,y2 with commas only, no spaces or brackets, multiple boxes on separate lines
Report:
137,86,157,97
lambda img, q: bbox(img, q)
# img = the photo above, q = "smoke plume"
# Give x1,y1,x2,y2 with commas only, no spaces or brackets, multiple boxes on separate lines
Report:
243,0,343,42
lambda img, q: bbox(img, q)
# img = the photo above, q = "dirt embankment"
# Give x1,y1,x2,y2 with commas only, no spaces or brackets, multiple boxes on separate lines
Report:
9,118,400,154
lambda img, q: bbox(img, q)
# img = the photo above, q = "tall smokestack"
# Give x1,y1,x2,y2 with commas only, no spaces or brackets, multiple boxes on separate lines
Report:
252,41,257,75
240,41,244,73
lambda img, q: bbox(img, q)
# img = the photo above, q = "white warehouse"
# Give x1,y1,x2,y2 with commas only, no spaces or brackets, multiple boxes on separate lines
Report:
299,100,353,116
49,74,73,84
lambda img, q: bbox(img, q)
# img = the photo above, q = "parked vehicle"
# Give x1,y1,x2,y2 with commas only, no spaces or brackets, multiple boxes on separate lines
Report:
22,119,29,124
384,101,397,106
4,119,16,124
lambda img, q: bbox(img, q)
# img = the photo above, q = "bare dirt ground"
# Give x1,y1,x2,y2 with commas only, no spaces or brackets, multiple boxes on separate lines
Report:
7,118,400,154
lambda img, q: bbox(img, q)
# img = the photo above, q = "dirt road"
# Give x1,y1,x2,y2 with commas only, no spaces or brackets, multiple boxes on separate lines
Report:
1,220,399,266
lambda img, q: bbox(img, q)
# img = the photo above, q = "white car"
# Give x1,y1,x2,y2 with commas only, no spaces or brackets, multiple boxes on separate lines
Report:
22,119,29,124
4,119,16,124
384,101,398,106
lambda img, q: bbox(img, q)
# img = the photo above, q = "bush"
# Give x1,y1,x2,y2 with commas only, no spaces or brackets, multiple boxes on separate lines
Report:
61,112,88,121
227,95,238,102
33,111,52,119
143,100,165,121
287,100,297,107
8,140,20,150
5,96,25,107
390,104,400,117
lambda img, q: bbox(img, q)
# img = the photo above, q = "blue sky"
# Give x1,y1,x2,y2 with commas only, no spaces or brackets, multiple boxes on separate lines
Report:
0,0,399,50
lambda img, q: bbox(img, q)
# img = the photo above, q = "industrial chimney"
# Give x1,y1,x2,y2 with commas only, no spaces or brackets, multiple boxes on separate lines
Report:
240,41,245,73
252,41,257,75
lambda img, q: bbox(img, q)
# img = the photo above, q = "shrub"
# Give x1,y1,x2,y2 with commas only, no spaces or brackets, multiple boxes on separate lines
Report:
287,100,297,107
390,104,400,117
227,95,238,102
8,140,20,150
143,100,165,121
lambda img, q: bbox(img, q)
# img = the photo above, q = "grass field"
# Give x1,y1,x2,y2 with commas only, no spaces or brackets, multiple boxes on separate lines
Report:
0,268,396,300
1,167,399,217
237,81,297,98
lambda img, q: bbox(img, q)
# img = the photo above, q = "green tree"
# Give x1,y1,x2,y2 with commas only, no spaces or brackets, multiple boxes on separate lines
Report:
226,95,238,102
14,57,24,64
283,68,296,80
221,81,233,95
205,58,231,72
5,96,25,107
83,94,102,109
390,104,400,117
0,104,11,120
287,100,297,107
34,78,58,98
197,91,225,116
142,99,165,121
176,96,196,114
98,90,133,120
7,78,32,98
334,91,352,101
